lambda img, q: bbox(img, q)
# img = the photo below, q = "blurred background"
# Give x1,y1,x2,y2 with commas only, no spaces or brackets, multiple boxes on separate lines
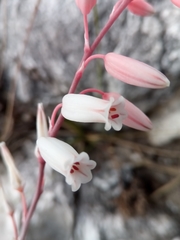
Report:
0,0,180,239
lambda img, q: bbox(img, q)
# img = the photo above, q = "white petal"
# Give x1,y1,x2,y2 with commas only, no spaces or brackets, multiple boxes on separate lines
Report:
37,137,77,172
65,152,96,191
62,94,111,123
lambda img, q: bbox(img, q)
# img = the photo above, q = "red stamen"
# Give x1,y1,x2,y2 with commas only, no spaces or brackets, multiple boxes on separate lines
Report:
110,107,116,111
70,169,74,174
111,114,119,119
73,165,79,170
74,162,80,165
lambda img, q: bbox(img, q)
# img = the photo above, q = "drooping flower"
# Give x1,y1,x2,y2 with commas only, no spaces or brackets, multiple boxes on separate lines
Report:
104,53,170,88
37,137,96,192
62,93,152,131
62,93,127,131
128,0,155,16
75,0,97,15
171,0,180,8
0,142,23,191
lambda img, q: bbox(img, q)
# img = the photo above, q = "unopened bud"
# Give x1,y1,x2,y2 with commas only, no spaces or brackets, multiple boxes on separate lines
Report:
75,0,97,15
0,142,23,191
36,103,48,138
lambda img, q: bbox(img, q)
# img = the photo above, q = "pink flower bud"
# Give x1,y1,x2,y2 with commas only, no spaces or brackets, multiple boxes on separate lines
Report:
104,53,170,88
0,142,23,191
37,137,96,191
128,0,155,16
75,0,97,15
171,0,180,8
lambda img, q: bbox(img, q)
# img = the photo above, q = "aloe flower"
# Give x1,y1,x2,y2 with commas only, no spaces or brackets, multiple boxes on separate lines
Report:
171,0,180,7
75,0,97,15
62,93,152,131
104,53,170,88
62,93,127,131
128,0,155,16
37,137,96,192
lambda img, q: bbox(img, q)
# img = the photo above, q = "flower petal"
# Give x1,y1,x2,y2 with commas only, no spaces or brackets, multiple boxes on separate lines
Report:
123,99,152,131
37,137,77,174
62,94,110,124
66,152,96,191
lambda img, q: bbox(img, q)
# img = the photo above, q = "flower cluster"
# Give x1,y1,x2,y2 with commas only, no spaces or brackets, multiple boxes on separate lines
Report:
35,0,170,192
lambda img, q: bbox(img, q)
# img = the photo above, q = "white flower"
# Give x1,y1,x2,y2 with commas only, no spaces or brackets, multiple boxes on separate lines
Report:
62,94,127,131
36,137,96,192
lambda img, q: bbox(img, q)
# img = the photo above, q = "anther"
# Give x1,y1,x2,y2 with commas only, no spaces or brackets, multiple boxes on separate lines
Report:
111,114,119,119
110,107,116,111
73,165,79,171
70,169,74,174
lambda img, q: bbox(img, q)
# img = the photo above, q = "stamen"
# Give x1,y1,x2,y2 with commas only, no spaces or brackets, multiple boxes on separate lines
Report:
73,165,79,171
111,114,119,119
110,107,116,111
74,162,80,165
70,169,74,174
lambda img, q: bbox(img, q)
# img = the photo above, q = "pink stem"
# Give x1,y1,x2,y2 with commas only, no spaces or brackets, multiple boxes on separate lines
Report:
80,88,104,95
19,190,28,222
19,161,45,240
50,103,62,128
88,0,132,57
9,212,18,240
84,54,104,68
83,14,90,53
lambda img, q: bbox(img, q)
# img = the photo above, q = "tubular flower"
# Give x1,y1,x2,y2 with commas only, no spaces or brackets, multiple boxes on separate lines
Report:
75,0,97,15
104,53,170,88
37,137,96,192
171,0,180,7
128,0,155,16
62,93,127,131
0,142,23,191
103,92,152,131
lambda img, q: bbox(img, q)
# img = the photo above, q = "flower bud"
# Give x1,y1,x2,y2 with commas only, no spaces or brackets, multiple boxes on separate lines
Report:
171,0,180,7
128,0,155,16
104,53,170,88
36,103,48,138
0,142,23,191
75,0,97,15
